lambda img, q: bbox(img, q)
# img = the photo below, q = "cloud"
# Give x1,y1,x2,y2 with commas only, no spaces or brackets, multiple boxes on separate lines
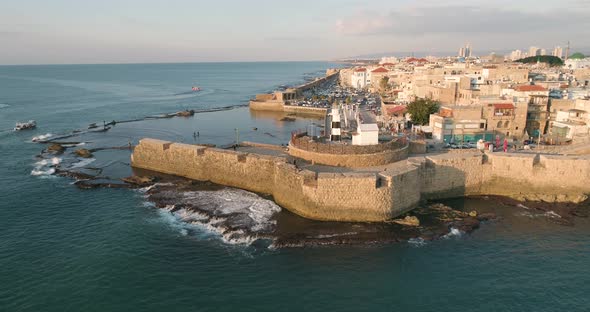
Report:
335,5,590,36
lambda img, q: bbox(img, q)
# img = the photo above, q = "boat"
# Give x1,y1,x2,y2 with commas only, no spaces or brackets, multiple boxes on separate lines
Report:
192,86,201,92
14,120,36,131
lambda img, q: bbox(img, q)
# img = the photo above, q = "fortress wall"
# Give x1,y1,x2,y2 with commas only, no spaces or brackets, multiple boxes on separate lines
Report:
249,100,284,112
418,153,485,199
132,139,590,222
288,144,409,168
283,106,327,116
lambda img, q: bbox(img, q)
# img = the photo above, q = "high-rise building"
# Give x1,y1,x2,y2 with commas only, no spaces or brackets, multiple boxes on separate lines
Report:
458,44,472,58
553,46,563,59
528,46,541,57
510,50,523,61
540,49,547,56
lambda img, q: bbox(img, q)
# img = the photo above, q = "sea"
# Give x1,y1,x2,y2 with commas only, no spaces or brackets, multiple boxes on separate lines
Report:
0,62,589,311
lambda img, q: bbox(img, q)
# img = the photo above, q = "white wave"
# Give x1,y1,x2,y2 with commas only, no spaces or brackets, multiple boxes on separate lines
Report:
0,104,9,109
408,237,427,247
31,157,61,177
544,211,562,219
67,158,95,169
149,187,281,246
31,168,56,176
442,227,463,239
517,204,530,210
32,133,52,142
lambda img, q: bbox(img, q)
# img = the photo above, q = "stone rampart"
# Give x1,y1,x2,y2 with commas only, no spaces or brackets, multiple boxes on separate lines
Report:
132,138,417,222
132,139,590,222
289,136,409,167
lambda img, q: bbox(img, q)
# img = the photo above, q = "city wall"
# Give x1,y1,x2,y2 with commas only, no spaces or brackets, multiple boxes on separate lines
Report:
288,137,409,168
132,139,590,222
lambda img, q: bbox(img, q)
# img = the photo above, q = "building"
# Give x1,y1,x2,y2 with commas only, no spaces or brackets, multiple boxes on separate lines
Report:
351,68,370,89
481,98,528,139
565,58,590,70
510,50,523,61
551,109,589,140
352,123,379,145
528,46,541,57
458,44,472,58
553,46,563,59
429,105,487,142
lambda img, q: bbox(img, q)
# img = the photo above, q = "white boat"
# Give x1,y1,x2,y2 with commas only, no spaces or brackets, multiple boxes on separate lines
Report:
14,120,36,131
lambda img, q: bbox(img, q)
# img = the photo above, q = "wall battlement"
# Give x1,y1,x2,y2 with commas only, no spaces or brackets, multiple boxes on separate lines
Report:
132,138,590,222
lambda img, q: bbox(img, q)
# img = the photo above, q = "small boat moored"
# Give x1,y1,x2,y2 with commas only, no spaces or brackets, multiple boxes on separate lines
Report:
14,120,37,131
192,86,201,92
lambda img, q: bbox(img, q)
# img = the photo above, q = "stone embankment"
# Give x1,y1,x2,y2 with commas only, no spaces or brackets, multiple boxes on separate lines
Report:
131,138,590,222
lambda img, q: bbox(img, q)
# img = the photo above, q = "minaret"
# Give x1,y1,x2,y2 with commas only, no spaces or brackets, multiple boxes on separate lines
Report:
565,41,570,61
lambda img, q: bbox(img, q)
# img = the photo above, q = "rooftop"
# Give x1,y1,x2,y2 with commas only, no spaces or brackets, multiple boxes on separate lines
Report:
514,84,547,92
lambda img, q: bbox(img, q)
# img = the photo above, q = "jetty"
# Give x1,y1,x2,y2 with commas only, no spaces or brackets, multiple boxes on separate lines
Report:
249,69,340,116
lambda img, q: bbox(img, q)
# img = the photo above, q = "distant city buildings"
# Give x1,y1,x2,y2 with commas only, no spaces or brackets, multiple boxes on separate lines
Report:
553,46,563,59
458,44,472,58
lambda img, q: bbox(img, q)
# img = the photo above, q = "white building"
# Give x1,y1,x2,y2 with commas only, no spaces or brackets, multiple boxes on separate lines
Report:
565,58,590,69
528,46,541,57
553,46,563,59
352,123,379,145
510,50,523,61
552,109,589,139
351,68,370,89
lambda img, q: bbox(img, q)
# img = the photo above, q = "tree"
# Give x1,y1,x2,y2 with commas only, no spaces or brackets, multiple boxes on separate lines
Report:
345,96,351,104
379,76,390,91
406,98,439,125
515,55,564,66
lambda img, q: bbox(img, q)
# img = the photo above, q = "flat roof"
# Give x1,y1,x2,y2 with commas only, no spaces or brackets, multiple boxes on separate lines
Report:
359,123,379,132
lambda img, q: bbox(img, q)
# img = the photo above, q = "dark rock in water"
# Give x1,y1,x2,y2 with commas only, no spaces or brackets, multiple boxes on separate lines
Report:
451,217,480,233
280,117,296,122
176,110,195,117
121,175,157,186
55,169,96,180
47,143,65,154
74,148,93,158
74,179,133,189
88,123,98,129
476,212,498,221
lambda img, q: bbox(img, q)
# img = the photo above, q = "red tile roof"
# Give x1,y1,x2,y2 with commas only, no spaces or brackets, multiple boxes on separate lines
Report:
371,67,389,73
386,105,407,115
406,57,428,63
514,85,547,92
493,103,515,109
381,62,395,66
354,68,367,72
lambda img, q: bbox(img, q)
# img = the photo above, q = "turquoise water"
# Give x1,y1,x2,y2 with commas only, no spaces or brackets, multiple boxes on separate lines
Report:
1,63,589,311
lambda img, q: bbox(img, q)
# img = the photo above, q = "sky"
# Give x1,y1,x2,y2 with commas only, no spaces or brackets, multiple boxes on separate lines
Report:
1,0,589,65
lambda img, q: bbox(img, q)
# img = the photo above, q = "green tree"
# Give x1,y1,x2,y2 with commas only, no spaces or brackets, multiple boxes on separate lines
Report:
515,55,564,66
569,52,586,59
379,76,390,91
406,98,439,125
345,96,351,104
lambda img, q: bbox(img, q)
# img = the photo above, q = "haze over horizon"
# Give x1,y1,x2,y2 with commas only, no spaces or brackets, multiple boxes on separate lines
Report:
1,0,589,65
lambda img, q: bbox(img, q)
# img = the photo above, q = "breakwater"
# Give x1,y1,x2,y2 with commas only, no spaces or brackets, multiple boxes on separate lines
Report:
248,71,339,116
131,138,590,222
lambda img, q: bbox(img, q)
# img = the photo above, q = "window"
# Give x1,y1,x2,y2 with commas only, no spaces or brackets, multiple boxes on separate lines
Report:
480,123,485,129
504,121,510,128
497,121,503,128
516,126,519,130
332,122,341,128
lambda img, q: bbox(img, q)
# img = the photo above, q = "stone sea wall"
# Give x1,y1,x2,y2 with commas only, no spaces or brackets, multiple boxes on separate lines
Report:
132,139,590,222
131,139,417,221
